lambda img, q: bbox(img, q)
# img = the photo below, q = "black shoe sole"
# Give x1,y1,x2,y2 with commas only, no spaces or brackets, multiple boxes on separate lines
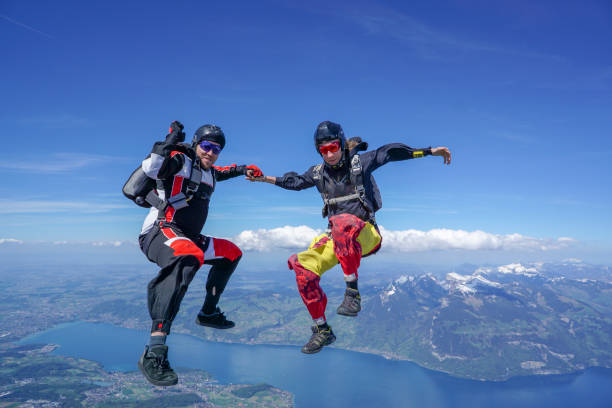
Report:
138,359,178,387
301,347,323,354
195,317,235,329
336,308,360,316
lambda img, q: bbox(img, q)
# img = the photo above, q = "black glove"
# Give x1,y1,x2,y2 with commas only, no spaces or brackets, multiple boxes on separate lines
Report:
164,120,185,144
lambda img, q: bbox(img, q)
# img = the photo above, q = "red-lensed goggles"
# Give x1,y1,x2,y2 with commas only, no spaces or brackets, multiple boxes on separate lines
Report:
318,140,341,155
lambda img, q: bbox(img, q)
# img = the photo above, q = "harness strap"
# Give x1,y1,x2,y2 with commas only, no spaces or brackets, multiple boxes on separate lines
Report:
145,153,207,220
312,164,328,217
324,193,361,205
144,189,166,211
166,192,189,210
312,164,323,182
185,164,202,196
313,155,375,221
350,155,375,219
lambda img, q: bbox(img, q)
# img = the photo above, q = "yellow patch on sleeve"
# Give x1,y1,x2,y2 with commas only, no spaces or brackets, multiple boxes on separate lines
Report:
413,151,424,158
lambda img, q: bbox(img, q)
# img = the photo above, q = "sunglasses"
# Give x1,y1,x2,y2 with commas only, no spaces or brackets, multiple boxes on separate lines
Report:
199,140,222,155
318,140,341,155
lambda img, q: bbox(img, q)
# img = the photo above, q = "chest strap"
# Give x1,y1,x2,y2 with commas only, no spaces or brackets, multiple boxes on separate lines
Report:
145,156,206,216
313,154,375,220
324,192,361,205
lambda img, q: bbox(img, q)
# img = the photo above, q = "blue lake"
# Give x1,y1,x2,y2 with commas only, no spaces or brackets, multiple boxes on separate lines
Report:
20,322,612,408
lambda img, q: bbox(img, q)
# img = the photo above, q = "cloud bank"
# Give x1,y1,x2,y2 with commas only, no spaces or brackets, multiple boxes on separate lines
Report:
0,199,129,214
0,240,136,248
0,238,23,245
232,225,575,253
233,225,323,251
0,227,576,254
377,227,575,252
0,153,122,173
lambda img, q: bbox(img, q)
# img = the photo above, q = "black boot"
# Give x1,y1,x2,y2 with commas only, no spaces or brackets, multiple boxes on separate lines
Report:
301,325,336,354
195,307,235,329
337,288,361,316
138,345,178,386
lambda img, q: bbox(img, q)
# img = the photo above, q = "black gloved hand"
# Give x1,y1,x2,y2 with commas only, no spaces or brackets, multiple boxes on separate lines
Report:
164,120,185,144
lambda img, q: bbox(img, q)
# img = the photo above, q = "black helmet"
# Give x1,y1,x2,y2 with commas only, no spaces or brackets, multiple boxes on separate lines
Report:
193,124,225,150
314,121,346,154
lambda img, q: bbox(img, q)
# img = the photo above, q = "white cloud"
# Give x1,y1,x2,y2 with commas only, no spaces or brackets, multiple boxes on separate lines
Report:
378,227,575,252
0,153,119,173
494,263,539,277
0,239,137,247
0,227,576,254
231,225,576,253
0,199,129,214
91,241,126,247
233,225,323,252
0,238,23,245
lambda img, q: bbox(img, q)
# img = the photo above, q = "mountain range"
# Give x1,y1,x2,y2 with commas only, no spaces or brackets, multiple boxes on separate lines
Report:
1,260,611,381
350,261,612,380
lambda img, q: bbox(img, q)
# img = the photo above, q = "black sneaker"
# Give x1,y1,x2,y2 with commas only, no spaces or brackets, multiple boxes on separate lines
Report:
138,345,178,387
337,288,361,316
301,325,336,354
195,307,235,329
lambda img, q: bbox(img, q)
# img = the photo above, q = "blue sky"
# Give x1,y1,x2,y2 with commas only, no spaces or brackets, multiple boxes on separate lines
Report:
1,0,611,266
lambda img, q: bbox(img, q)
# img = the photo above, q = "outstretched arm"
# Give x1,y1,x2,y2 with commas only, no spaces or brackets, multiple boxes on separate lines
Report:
248,167,316,191
364,143,451,172
365,143,433,172
249,175,277,184
214,164,264,182
431,147,451,165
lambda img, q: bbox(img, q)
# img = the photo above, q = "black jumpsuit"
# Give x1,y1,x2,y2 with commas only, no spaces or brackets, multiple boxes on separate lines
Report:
139,143,248,334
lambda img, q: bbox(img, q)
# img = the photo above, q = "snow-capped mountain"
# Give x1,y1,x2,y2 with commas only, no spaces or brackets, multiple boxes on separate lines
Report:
349,261,612,381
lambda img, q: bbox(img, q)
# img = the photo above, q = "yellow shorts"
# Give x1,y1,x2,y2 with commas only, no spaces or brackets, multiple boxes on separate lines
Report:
296,221,381,277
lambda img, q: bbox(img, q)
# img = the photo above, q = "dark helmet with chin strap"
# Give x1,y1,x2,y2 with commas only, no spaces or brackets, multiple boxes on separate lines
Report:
314,121,346,154
192,124,226,150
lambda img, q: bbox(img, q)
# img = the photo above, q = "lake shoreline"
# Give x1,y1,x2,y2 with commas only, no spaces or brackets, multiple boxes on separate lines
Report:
18,319,611,384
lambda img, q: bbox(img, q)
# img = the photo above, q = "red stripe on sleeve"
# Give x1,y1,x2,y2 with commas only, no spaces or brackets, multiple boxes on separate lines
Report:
212,164,237,172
